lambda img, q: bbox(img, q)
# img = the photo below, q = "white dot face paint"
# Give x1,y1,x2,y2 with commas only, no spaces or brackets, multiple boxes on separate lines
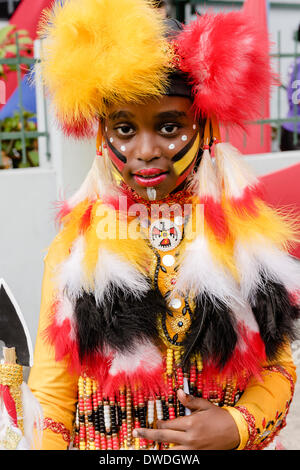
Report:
181,135,187,141
121,145,126,152
109,137,114,143
168,144,175,150
105,126,108,132
193,124,197,130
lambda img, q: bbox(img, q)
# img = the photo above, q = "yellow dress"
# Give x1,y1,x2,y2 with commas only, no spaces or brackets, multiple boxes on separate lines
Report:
28,217,297,450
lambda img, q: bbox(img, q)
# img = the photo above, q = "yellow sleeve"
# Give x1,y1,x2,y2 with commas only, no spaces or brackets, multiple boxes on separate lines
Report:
28,235,79,450
224,344,297,450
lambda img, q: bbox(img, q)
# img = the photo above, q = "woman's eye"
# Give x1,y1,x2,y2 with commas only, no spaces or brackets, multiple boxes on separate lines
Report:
160,124,179,135
115,125,135,136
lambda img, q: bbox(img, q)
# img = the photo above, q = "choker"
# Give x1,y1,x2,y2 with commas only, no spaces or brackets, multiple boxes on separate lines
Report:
120,183,193,209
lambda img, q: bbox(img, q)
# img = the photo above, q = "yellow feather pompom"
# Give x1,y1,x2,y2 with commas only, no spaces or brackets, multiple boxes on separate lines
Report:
38,0,170,132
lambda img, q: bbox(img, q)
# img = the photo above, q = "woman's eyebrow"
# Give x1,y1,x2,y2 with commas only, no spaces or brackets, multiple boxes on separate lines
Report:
155,110,187,120
108,110,135,121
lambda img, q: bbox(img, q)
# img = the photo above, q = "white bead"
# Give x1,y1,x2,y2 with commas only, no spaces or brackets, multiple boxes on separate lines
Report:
169,298,182,309
155,399,163,421
174,216,183,226
148,401,155,425
104,404,111,429
162,254,175,267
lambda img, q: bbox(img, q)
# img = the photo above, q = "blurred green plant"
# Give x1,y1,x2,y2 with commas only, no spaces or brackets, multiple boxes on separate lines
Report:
0,110,38,169
0,24,33,77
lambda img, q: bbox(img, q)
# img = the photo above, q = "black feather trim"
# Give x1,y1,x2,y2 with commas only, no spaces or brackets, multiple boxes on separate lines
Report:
251,276,300,360
74,287,166,361
182,294,238,369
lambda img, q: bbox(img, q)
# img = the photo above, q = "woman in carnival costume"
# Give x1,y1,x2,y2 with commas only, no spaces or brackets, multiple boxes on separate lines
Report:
29,0,300,450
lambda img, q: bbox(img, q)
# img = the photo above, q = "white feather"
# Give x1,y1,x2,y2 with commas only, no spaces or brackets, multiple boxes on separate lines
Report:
235,239,300,299
235,241,262,300
231,300,260,333
21,382,43,450
215,142,258,199
109,339,162,376
256,243,300,293
0,401,29,450
188,149,220,201
55,294,77,341
174,235,244,307
68,154,119,209
94,248,150,305
58,235,85,301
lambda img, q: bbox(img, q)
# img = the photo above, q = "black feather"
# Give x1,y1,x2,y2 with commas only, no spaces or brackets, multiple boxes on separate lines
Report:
74,286,166,361
251,276,300,360
182,294,238,369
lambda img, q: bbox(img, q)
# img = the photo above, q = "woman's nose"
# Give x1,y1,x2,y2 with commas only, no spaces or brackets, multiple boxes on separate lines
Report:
134,133,161,162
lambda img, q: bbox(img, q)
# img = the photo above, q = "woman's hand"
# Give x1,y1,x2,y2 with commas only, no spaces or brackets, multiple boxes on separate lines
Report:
132,389,240,450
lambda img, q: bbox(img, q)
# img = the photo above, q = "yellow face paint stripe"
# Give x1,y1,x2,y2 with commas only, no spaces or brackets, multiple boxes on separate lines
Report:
173,134,200,176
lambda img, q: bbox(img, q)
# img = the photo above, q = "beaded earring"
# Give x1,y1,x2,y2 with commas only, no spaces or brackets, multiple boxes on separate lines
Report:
96,123,107,157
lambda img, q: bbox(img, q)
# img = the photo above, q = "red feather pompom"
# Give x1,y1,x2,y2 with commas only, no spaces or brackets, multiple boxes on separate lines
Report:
176,11,273,127
60,115,98,139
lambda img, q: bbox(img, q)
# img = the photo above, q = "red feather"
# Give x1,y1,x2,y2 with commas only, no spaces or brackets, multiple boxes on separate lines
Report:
53,199,71,227
0,384,18,427
79,201,95,233
60,115,97,139
202,195,229,242
176,11,273,127
229,184,264,217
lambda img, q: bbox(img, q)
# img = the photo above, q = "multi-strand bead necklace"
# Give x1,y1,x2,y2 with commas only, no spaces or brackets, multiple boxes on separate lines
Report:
72,348,244,450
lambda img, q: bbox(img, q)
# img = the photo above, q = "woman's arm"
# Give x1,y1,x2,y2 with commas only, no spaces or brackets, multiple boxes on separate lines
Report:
225,343,297,450
133,344,296,450
28,238,79,450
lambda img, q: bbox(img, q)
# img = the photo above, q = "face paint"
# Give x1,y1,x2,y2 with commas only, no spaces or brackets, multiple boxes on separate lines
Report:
172,133,200,188
107,138,127,173
172,131,199,168
147,187,157,200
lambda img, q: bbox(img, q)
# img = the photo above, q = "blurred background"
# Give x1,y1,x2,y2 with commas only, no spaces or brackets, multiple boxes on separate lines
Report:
0,1,299,449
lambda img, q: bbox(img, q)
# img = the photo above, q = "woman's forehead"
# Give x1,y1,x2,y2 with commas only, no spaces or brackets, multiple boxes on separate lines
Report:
107,95,194,120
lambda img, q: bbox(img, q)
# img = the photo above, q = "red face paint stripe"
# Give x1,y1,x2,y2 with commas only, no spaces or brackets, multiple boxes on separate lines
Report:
107,143,126,173
175,155,198,188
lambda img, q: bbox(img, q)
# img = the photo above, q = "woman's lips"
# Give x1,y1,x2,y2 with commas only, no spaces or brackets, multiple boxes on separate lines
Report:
133,168,168,187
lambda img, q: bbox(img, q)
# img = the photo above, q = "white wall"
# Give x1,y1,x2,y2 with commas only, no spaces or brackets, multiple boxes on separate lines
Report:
0,168,57,351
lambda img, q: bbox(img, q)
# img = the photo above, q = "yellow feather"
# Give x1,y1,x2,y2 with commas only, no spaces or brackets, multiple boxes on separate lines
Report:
180,198,238,280
83,201,153,284
223,197,300,251
58,199,91,253
38,0,170,128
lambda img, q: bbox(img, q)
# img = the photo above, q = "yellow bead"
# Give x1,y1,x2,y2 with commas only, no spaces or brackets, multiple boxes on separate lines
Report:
134,438,140,450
